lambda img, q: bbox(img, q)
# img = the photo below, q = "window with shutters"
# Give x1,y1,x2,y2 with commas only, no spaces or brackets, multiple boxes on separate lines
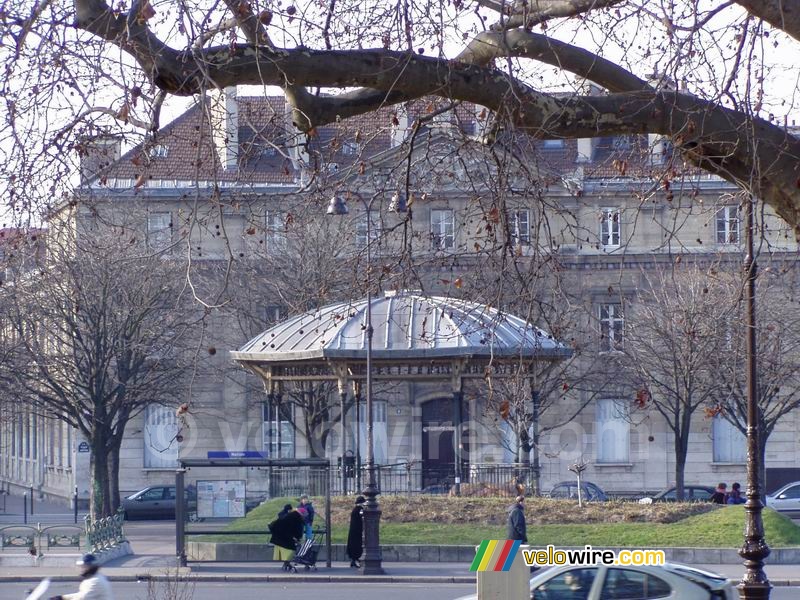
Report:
596,400,630,463
143,405,179,468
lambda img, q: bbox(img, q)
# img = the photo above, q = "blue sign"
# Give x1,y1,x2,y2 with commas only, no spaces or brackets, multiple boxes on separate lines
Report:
78,441,90,453
207,451,268,459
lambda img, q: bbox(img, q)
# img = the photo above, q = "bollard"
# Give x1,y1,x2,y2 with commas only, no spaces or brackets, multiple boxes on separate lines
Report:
23,492,28,524
476,543,530,600
29,486,34,515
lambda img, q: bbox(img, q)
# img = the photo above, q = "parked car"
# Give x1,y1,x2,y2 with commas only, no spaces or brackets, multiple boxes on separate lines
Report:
766,481,800,516
638,485,715,504
455,563,736,600
547,481,608,502
420,484,451,495
121,485,197,520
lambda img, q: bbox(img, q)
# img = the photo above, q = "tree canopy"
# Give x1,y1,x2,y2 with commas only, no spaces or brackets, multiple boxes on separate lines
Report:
3,1,797,229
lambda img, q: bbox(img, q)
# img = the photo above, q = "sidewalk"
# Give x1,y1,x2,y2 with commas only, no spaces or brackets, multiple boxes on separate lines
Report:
1,559,799,586
0,492,85,523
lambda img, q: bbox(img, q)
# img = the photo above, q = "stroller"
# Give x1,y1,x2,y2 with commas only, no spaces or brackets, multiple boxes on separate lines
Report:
288,533,323,572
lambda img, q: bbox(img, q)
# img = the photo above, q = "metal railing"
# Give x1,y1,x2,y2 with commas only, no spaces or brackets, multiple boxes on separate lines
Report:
84,508,126,553
327,463,535,497
0,523,83,553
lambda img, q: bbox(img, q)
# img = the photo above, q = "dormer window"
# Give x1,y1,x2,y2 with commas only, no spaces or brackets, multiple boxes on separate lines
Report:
148,144,169,158
613,137,632,151
259,145,277,158
341,141,359,156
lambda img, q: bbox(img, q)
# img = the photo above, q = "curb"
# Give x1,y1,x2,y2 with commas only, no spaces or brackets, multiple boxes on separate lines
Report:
0,574,477,584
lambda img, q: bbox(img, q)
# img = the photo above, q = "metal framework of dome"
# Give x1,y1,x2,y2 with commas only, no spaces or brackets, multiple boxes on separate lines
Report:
232,289,570,364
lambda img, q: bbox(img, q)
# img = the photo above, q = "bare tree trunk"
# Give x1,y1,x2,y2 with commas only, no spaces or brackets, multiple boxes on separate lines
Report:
530,391,541,496
108,438,123,512
90,434,111,519
674,433,689,501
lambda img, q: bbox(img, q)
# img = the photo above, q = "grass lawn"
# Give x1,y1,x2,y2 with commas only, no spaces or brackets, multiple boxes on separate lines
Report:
195,497,800,548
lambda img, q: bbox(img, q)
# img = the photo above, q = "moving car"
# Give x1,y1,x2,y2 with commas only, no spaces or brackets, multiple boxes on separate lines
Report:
455,563,736,600
548,481,608,502
766,481,800,516
638,485,715,504
121,485,196,520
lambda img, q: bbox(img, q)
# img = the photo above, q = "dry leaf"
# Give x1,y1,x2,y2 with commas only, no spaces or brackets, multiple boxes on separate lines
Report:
138,0,156,22
116,103,130,123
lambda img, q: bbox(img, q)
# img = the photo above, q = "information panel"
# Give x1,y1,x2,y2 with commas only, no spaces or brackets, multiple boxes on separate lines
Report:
197,480,246,518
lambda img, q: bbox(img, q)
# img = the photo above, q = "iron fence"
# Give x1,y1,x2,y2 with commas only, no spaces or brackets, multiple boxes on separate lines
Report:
0,523,83,553
328,463,535,497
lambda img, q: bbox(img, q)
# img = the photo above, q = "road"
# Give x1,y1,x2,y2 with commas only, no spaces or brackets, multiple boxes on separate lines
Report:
4,581,800,600
5,581,473,600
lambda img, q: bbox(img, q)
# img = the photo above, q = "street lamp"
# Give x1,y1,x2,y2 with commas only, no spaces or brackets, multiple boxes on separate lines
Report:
738,195,771,600
327,189,408,575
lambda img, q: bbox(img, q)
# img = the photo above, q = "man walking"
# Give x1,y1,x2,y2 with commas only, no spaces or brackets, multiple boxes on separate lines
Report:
506,495,527,543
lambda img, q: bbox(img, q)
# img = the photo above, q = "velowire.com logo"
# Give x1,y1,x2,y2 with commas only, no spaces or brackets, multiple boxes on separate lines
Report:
469,540,522,572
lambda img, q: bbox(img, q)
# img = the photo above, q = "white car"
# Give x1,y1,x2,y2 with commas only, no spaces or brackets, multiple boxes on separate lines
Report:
456,563,736,600
766,481,800,517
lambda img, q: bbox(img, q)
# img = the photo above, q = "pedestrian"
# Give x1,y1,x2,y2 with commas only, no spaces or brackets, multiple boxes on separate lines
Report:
277,502,292,520
346,495,365,568
727,482,746,505
711,482,728,504
269,508,305,570
48,553,113,600
506,495,527,543
296,506,311,539
299,494,315,539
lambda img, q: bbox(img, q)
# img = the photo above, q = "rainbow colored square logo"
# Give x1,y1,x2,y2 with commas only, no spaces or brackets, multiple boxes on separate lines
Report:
469,540,522,572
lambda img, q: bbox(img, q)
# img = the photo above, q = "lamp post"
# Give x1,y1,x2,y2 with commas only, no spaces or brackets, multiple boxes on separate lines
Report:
738,194,771,600
327,189,408,575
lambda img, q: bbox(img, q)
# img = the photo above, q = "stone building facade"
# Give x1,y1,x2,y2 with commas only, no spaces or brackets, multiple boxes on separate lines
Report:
1,88,799,504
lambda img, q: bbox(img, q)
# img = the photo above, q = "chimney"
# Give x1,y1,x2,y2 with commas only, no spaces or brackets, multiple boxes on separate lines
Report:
645,73,677,166
390,105,410,147
211,86,239,170
648,133,667,165
576,138,594,163
77,135,121,183
282,98,310,183
473,104,493,142
575,78,602,163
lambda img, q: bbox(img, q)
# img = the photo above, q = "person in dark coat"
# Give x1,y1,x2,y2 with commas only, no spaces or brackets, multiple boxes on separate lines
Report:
506,495,527,543
727,482,746,505
710,482,728,504
269,509,305,569
346,496,365,568
277,503,293,520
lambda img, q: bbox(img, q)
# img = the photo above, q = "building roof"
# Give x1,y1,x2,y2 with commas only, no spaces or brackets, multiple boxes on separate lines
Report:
232,289,570,363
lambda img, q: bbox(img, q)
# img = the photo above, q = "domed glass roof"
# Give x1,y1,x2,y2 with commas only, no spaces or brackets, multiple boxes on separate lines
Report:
232,290,570,362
